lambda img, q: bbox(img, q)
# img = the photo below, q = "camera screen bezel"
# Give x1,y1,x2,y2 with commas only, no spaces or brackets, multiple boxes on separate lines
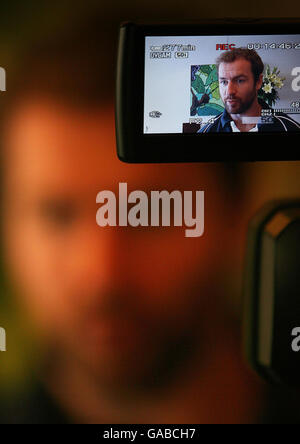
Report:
116,20,300,163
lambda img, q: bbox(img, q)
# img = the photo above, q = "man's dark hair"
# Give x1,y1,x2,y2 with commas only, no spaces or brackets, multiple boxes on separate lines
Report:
216,48,264,84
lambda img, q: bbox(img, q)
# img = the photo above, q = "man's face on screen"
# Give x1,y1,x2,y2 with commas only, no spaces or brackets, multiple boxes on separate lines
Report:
218,59,262,115
2,98,225,393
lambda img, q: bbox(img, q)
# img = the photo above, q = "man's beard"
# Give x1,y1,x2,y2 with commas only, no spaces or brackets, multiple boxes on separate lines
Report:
224,90,257,115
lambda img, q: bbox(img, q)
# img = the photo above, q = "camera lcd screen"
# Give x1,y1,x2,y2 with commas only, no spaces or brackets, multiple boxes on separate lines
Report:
143,34,300,134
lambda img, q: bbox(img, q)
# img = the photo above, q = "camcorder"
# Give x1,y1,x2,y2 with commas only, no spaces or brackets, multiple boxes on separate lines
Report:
116,19,300,388
116,18,300,163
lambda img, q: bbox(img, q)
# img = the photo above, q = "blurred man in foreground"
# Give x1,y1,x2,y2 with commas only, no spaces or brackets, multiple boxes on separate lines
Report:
0,19,262,423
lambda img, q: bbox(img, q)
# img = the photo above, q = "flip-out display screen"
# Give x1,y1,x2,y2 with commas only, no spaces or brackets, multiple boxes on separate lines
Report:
144,34,300,134
116,21,300,162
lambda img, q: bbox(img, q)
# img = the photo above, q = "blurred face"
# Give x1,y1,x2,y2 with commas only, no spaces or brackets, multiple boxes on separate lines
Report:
2,98,227,393
219,58,263,114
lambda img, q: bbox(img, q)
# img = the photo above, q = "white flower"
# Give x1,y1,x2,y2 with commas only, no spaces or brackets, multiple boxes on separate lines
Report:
262,82,273,94
274,78,284,89
265,73,276,82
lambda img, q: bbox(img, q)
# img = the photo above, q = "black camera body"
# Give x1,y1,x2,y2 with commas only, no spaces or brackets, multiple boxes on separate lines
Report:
243,200,300,387
116,19,300,163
